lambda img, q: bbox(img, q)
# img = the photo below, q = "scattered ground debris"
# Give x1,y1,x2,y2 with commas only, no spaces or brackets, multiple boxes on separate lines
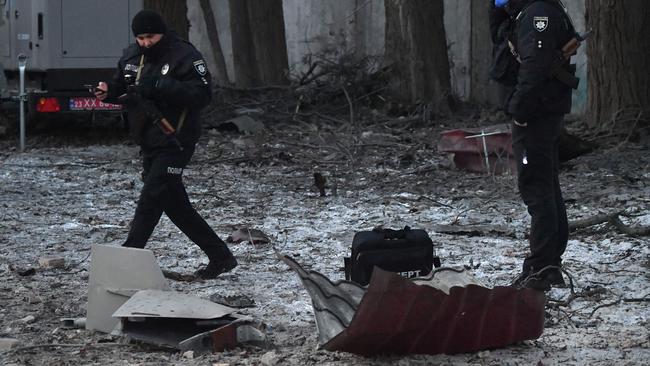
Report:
569,211,650,236
38,256,65,269
217,115,265,134
437,124,514,175
209,293,256,308
60,318,86,329
433,223,515,238
226,227,271,245
0,95,648,364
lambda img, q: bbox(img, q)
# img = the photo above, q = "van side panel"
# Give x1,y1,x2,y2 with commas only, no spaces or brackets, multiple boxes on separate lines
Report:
2,0,142,71
61,0,131,60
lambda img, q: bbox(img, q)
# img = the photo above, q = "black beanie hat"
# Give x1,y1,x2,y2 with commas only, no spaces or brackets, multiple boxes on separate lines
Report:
131,10,167,36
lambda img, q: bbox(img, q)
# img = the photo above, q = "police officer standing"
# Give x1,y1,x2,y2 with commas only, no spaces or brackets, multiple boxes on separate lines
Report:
95,10,237,279
496,0,578,290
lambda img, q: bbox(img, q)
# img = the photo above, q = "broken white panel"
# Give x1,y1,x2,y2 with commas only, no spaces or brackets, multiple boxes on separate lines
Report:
112,289,240,351
86,244,170,333
113,289,236,320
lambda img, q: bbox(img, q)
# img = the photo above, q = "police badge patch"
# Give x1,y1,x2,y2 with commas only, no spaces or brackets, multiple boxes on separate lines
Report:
534,16,549,32
193,60,207,76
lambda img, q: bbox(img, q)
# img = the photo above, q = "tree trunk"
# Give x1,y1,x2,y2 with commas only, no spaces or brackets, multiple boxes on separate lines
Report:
229,0,260,87
470,0,502,106
384,0,453,114
199,0,230,86
229,0,289,87
247,0,289,85
143,0,189,40
585,0,650,127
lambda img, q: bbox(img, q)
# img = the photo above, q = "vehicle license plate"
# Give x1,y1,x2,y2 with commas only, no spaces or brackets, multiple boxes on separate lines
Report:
69,97,122,111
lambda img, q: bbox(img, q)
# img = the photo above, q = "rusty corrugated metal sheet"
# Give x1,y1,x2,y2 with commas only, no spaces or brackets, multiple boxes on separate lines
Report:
280,254,546,356
280,254,366,345
324,268,546,355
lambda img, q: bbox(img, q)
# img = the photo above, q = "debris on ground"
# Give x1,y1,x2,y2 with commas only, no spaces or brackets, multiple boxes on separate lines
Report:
0,104,647,365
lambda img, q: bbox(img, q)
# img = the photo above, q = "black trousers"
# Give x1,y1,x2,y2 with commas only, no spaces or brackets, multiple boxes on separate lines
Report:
123,146,232,263
512,114,568,273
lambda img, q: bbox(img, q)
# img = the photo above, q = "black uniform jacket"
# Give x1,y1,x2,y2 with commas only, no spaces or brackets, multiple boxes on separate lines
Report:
506,0,575,123
106,33,212,149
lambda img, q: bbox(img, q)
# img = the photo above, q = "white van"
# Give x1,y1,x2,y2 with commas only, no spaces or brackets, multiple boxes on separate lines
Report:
1,0,142,117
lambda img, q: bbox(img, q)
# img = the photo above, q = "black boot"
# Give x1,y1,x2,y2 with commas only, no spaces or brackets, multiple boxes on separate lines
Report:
195,256,238,279
544,267,566,288
511,270,551,291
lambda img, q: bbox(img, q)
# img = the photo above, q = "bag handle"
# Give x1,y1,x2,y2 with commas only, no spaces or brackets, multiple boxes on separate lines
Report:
372,226,411,240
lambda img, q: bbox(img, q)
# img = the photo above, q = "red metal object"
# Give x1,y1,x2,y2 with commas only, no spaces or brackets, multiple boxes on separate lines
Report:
438,125,515,174
323,268,546,355
36,97,61,112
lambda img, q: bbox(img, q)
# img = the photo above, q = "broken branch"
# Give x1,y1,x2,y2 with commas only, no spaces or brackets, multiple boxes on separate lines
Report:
569,211,650,237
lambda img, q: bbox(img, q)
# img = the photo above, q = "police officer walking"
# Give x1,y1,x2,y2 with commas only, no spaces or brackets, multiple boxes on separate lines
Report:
95,10,237,279
495,0,579,290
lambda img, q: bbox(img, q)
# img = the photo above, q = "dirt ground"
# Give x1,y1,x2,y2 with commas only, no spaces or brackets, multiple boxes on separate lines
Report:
0,108,648,365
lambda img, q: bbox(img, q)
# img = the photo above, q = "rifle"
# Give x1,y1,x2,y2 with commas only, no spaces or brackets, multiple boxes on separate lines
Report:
551,30,592,89
118,82,183,151
561,30,592,59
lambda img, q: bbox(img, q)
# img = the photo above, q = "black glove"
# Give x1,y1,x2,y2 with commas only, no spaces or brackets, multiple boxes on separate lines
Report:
140,99,163,122
136,74,160,99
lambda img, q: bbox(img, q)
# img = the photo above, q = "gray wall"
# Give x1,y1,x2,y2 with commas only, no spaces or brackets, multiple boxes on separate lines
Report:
188,0,587,113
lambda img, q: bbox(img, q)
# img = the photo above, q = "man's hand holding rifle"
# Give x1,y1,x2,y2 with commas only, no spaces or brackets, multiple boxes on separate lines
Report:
92,77,183,151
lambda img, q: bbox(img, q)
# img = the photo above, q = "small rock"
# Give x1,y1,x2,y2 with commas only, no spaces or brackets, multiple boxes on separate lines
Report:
478,350,491,358
13,267,36,276
182,350,194,359
38,256,66,269
260,351,279,366
219,115,264,134
60,317,86,329
19,315,36,324
0,338,19,350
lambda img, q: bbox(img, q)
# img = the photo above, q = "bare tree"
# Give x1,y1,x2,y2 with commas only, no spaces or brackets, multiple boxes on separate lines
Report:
143,0,189,40
384,0,453,114
229,0,289,87
199,0,230,86
470,0,502,106
586,0,649,129
229,0,259,87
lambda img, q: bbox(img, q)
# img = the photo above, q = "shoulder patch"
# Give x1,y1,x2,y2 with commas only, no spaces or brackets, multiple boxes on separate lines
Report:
534,16,549,32
193,60,207,76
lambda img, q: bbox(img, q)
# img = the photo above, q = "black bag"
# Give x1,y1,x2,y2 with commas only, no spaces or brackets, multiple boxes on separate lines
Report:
344,226,441,286
489,18,519,86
